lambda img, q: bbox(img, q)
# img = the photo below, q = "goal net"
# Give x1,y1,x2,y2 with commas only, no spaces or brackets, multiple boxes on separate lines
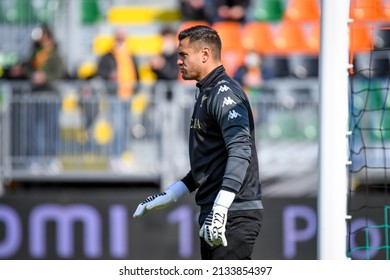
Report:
348,0,390,260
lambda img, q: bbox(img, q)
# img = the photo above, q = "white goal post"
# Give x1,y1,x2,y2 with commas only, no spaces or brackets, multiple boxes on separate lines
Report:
318,0,351,259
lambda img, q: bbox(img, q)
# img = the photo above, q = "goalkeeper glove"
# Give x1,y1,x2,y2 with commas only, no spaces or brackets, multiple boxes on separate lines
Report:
199,190,235,247
133,181,189,218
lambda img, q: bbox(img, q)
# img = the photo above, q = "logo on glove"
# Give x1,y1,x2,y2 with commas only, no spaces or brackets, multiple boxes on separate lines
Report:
141,192,167,205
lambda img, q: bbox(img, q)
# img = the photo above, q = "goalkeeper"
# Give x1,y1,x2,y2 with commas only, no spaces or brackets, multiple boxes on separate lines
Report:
133,25,264,260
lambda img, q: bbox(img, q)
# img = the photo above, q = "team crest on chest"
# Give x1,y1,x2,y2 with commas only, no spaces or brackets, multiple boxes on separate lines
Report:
200,95,208,107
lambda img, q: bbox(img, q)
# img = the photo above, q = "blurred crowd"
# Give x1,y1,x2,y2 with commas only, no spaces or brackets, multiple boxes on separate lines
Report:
0,0,323,170
1,0,280,97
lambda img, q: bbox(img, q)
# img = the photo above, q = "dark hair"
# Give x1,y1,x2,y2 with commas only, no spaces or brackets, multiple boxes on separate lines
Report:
178,25,221,60
41,24,53,37
160,26,176,36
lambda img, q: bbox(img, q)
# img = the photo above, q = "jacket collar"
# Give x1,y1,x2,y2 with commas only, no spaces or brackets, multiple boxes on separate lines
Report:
196,65,225,90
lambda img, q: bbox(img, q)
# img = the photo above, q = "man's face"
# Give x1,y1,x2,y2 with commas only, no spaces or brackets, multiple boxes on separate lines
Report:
177,38,203,81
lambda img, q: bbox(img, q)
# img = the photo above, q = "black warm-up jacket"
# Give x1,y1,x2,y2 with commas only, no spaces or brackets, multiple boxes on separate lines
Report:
181,65,263,216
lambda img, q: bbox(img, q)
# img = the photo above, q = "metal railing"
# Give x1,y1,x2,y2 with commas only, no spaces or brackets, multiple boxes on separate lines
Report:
0,79,319,194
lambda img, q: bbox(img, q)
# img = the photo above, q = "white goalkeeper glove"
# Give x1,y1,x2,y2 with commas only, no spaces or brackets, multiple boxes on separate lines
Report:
199,190,235,247
133,181,189,218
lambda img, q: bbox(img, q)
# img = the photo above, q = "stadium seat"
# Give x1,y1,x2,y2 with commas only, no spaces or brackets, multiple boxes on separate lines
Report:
107,6,155,24
253,0,285,22
177,20,210,34
176,20,211,39
353,51,390,78
212,21,244,52
349,23,375,73
262,55,291,78
137,61,157,84
77,61,97,79
81,0,101,24
94,119,113,145
349,22,375,53
305,21,321,54
372,1,390,49
107,6,181,24
384,0,390,19
272,21,310,54
212,22,245,75
93,34,163,56
92,34,115,55
126,35,163,56
350,0,386,21
241,22,276,54
290,21,320,79
221,50,245,77
289,55,319,79
283,0,321,22
373,23,390,50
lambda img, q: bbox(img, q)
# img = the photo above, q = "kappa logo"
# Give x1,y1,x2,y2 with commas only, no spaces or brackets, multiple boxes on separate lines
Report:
222,96,236,107
216,80,228,86
228,110,241,120
217,85,231,95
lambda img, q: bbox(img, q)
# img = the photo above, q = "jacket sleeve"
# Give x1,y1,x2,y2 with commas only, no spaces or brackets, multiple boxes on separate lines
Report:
181,171,198,193
208,84,252,194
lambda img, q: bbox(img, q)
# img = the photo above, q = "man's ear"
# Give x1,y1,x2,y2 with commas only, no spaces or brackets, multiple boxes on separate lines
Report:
202,47,211,63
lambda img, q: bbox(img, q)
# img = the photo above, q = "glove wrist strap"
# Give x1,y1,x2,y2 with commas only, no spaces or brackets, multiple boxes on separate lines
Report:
167,181,189,201
214,190,235,209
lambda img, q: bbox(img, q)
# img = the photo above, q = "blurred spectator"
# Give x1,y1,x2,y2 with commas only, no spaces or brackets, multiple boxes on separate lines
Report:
96,27,138,160
8,24,65,91
208,0,250,23
233,51,270,95
179,0,211,22
9,25,64,168
149,26,179,100
96,26,138,99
